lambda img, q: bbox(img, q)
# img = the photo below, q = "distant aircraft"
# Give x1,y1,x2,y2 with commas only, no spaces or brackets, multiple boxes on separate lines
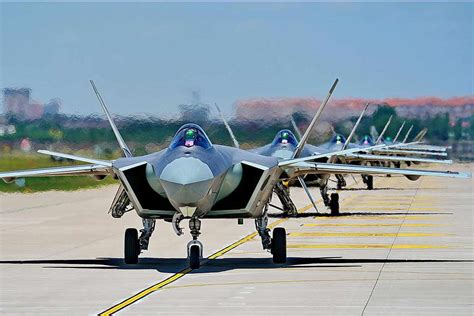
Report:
217,90,453,215
1,80,469,268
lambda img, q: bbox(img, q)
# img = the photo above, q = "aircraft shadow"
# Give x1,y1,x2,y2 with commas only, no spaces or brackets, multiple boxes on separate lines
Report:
269,212,452,218
330,187,412,191
0,257,472,274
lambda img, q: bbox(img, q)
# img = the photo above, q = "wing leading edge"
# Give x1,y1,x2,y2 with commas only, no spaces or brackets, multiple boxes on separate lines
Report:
282,162,471,179
0,164,111,183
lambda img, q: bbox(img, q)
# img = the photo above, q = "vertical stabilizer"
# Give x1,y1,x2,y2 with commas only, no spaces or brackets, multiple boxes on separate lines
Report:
376,115,393,144
414,128,428,142
402,125,414,143
90,80,133,157
393,121,406,143
343,102,370,150
292,78,339,159
290,115,303,140
215,103,240,148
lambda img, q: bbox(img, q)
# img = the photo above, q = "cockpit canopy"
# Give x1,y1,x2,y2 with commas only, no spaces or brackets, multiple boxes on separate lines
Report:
329,134,347,145
359,135,375,146
271,130,298,147
169,123,213,150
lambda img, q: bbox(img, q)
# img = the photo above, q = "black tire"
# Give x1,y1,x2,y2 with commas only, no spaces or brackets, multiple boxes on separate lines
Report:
367,176,374,190
329,193,339,216
189,245,200,269
124,228,139,264
272,227,287,264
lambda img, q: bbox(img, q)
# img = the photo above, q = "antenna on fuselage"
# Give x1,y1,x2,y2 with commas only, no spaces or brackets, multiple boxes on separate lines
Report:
90,80,133,157
393,121,406,143
214,103,240,148
376,115,393,144
292,78,339,159
342,102,370,150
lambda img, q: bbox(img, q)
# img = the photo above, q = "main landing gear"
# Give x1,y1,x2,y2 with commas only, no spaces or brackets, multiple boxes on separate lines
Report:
256,208,287,263
362,175,374,190
335,174,346,190
124,218,156,264
329,193,339,215
320,184,340,216
274,182,298,217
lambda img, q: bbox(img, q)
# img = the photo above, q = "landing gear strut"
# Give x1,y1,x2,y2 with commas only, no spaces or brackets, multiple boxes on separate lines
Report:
255,206,287,263
124,219,156,264
335,174,346,190
320,184,330,206
187,217,203,269
139,219,155,251
255,212,271,250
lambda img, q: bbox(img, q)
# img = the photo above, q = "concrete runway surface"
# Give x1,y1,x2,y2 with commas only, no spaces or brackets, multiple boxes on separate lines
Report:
0,164,473,315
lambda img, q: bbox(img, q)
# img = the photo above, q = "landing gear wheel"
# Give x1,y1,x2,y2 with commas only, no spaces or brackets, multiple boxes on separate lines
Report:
367,176,373,190
124,228,139,264
272,227,287,264
329,193,339,216
189,245,201,269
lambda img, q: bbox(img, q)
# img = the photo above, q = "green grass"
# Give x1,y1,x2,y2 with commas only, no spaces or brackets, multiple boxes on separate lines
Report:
0,154,117,193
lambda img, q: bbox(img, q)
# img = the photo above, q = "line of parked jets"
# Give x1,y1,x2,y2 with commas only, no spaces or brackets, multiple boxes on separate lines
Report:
215,92,452,217
0,79,469,269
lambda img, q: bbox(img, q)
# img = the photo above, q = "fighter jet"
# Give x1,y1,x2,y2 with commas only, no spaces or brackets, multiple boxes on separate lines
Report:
1,80,470,269
217,91,452,215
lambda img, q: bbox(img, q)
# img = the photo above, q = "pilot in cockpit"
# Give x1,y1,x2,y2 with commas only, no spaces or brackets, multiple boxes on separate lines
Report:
281,132,290,144
169,124,213,150
184,129,197,147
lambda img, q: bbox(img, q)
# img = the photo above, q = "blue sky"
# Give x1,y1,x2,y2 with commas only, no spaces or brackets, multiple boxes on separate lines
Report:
1,2,472,115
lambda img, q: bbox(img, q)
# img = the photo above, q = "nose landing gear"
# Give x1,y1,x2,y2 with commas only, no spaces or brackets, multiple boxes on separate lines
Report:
188,217,203,269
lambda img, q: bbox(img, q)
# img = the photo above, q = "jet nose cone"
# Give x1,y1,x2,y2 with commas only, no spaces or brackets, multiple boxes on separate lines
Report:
159,157,214,209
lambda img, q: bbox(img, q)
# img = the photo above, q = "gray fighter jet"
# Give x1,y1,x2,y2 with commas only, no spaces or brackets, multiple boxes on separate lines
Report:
1,81,470,269
217,89,452,216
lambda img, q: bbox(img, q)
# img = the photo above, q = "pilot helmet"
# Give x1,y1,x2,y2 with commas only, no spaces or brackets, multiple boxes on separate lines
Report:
184,129,197,147
281,131,289,144
363,135,370,145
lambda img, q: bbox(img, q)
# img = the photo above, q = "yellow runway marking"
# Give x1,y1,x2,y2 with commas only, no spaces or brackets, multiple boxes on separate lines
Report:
341,207,409,210
410,207,440,211
303,223,441,227
99,207,308,315
289,232,448,237
346,202,412,205
288,244,450,249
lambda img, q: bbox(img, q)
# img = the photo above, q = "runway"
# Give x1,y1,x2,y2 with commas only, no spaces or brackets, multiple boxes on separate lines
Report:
0,164,473,315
